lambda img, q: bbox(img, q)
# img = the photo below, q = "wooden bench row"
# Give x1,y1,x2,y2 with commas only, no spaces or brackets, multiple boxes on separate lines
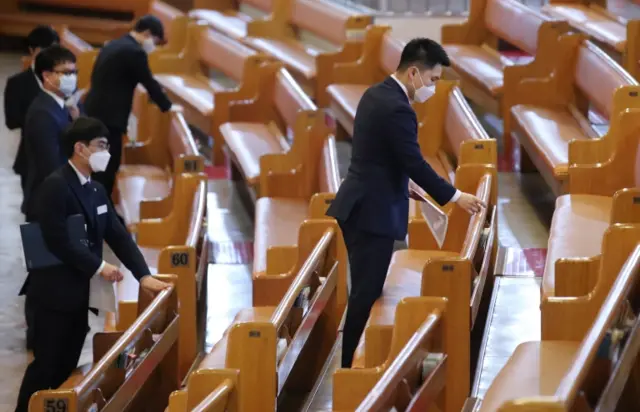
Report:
475,243,640,410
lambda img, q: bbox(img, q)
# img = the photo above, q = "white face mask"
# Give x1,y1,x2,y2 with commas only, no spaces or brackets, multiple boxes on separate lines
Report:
411,70,436,103
59,74,77,97
142,37,156,53
88,150,111,173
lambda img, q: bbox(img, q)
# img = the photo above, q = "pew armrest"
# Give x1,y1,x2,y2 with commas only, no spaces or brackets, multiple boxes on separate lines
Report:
315,41,366,105
265,246,298,275
611,188,640,224
567,159,619,196
136,216,178,247
308,193,335,218
123,141,156,165
139,195,173,219
458,139,498,166
332,368,382,411
149,52,189,74
258,154,304,198
568,138,608,165
441,21,482,45
503,71,561,111
554,257,600,297
246,16,293,38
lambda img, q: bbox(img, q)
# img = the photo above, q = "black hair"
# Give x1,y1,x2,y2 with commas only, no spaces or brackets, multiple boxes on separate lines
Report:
397,38,450,71
133,15,165,41
33,45,76,82
62,116,109,158
26,26,59,52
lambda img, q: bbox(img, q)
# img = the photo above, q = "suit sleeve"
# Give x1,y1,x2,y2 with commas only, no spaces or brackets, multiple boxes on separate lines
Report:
103,192,151,281
4,77,23,130
37,177,103,276
131,50,172,112
24,109,66,178
388,105,456,206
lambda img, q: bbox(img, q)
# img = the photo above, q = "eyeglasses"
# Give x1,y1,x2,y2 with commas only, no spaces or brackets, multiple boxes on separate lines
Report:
89,141,110,151
53,69,78,76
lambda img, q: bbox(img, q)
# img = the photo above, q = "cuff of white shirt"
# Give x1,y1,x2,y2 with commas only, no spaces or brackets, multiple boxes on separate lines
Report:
450,190,461,203
94,260,106,277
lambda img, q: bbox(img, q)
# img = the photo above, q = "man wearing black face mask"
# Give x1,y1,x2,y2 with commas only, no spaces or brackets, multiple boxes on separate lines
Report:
326,38,487,368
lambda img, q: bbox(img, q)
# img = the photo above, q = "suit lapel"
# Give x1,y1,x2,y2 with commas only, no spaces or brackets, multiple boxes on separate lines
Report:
63,164,96,228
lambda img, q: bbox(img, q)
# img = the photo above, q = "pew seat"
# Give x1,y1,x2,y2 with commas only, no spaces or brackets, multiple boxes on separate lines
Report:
511,105,588,179
326,84,367,132
478,341,579,411
443,45,515,95
118,166,172,224
221,122,291,186
542,194,612,297
154,74,220,116
188,9,252,40
544,5,625,51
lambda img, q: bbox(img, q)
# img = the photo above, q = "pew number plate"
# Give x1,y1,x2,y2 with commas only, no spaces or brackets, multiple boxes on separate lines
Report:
44,398,68,412
171,252,190,268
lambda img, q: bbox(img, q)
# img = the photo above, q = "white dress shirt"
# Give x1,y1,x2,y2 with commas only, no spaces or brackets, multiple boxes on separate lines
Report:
390,74,461,203
68,160,106,276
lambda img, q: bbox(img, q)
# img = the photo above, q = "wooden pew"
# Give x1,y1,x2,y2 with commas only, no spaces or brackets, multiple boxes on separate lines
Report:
240,0,371,106
475,244,640,411
351,164,497,376
504,32,638,196
543,0,640,79
333,297,457,411
537,76,640,339
150,0,188,54
151,22,269,161
29,271,196,411
213,61,329,199
166,220,343,411
440,0,569,117
407,80,497,240
193,0,370,106
189,0,285,41
107,106,207,337
326,25,402,140
0,0,147,44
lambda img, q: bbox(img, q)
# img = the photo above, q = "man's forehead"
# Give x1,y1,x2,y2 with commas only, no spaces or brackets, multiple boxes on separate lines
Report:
54,61,76,70
91,137,108,144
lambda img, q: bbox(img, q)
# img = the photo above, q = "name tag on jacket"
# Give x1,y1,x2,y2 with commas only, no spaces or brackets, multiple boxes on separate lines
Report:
97,205,108,215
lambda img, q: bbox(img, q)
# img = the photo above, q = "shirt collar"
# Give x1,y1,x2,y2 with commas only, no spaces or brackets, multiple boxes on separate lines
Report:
43,88,66,109
31,62,43,89
391,74,409,100
68,160,90,185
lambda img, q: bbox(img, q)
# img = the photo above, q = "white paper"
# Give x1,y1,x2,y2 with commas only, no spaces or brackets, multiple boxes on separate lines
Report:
90,274,117,312
419,200,448,249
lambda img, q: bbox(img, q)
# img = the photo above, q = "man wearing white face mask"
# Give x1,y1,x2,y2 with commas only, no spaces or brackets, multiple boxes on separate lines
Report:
326,38,486,368
22,45,81,223
14,117,170,412
84,15,173,203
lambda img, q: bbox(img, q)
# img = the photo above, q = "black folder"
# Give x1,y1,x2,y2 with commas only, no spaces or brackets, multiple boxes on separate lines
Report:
20,214,89,271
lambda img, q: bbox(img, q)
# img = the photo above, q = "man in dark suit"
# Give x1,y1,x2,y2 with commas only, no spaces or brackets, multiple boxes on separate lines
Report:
3,26,60,194
14,117,170,412
84,15,173,199
326,38,486,368
19,44,82,351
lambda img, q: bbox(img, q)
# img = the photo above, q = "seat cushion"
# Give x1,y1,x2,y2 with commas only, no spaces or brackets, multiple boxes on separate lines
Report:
542,194,612,298
326,84,367,122
352,249,458,367
198,307,287,369
511,105,589,178
156,74,223,116
220,122,286,185
189,9,251,40
253,197,308,274
543,5,626,52
443,45,514,96
117,165,172,225
245,37,316,79
479,341,579,411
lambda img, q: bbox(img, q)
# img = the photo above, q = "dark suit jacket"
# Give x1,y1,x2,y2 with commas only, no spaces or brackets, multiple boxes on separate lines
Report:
84,34,172,133
26,163,151,312
21,92,73,219
326,77,456,240
3,67,42,182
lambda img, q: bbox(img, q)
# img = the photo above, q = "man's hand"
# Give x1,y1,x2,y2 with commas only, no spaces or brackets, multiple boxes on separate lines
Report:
455,192,486,214
100,262,123,282
140,276,171,294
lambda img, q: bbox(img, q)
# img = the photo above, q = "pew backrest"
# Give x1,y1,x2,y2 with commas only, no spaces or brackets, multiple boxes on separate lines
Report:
290,0,368,46
573,41,637,119
168,111,199,163
318,135,340,194
242,0,274,13
198,28,261,83
377,32,403,78
484,0,549,55
26,0,151,17
273,68,316,131
151,0,185,51
445,87,491,159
